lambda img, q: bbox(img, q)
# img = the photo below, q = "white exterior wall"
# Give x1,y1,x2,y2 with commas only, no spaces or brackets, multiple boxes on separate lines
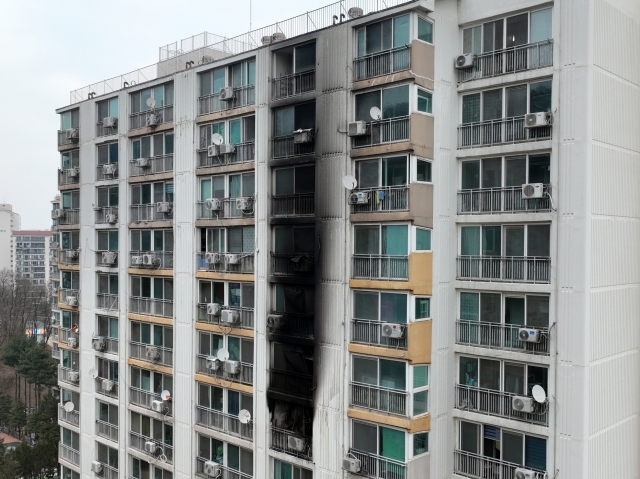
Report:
0,205,21,272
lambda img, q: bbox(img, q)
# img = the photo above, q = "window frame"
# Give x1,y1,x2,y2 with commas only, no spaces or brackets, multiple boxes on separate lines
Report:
132,131,174,160
416,15,434,45
96,97,119,122
458,223,551,257
354,83,412,122
131,82,174,113
459,153,551,189
355,13,412,58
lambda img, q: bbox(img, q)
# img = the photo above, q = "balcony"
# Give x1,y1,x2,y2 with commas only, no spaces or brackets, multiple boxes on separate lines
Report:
101,337,119,355
129,297,173,318
350,382,408,416
101,464,119,479
350,186,409,213
130,203,173,223
96,251,119,268
350,319,407,349
454,450,546,479
272,135,315,159
96,120,118,137
129,251,174,269
96,420,119,442
58,129,79,147
129,431,173,464
96,293,119,312
267,312,313,339
59,442,80,466
197,141,255,168
59,327,79,347
458,116,552,149
271,253,314,276
457,186,552,214
195,406,254,441
95,207,119,224
196,457,252,479
129,105,173,131
455,384,548,426
271,427,312,461
456,256,551,284
272,71,316,100
129,387,172,416
51,347,60,360
351,116,409,149
196,198,255,220
58,168,80,187
95,377,118,399
458,40,553,83
196,305,255,330
269,370,313,399
352,255,408,281
59,288,80,306
129,342,173,367
58,209,80,226
196,253,254,274
456,320,550,355
59,250,80,266
198,85,255,115
96,164,119,181
271,194,315,217
58,404,80,427
195,354,253,385
129,155,174,177
58,366,79,387
349,449,406,479
353,45,411,81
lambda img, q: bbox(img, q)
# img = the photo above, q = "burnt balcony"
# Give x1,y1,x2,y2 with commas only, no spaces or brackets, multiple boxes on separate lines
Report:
351,116,409,149
129,342,173,367
58,129,79,147
95,376,118,399
129,297,173,318
195,406,254,441
349,449,406,479
59,442,80,466
458,186,552,214
350,319,407,349
267,312,314,340
351,255,408,281
271,427,312,461
271,253,314,276
96,163,119,181
196,198,255,220
129,251,174,269
196,457,253,479
456,256,551,284
59,249,80,266
271,194,315,217
95,207,118,224
129,155,174,177
196,304,254,330
269,370,313,399
58,168,80,187
198,85,255,116
458,40,553,83
96,420,119,442
272,70,316,100
195,354,253,386
458,116,552,149
456,320,550,355
129,106,173,131
353,45,411,81
58,209,80,226
58,366,80,387
129,431,173,464
129,387,172,416
272,134,315,159
454,450,546,479
130,203,173,223
96,251,118,268
350,186,409,213
196,253,254,274
58,404,80,427
96,293,119,312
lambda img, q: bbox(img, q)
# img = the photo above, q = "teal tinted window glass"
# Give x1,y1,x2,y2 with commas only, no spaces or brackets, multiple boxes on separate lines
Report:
416,160,432,182
530,80,552,113
227,444,240,471
164,134,174,155
229,175,241,199
133,140,141,160
417,89,432,113
354,226,379,255
357,29,365,57
153,86,164,108
212,68,225,93
482,226,501,256
382,225,408,255
212,438,224,463
355,91,381,122
379,426,405,461
460,292,479,321
353,422,377,453
201,179,212,202
165,83,173,106
108,98,118,118
461,161,480,189
61,112,71,130
393,15,410,47
462,94,481,124
380,292,407,323
413,366,428,388
294,43,316,73
275,107,294,137
274,460,292,479
354,291,378,320
229,119,242,144
413,391,428,415
247,61,256,85
530,8,552,43
380,359,406,390
416,229,431,251
228,336,240,361
141,231,152,251
109,317,118,339
459,357,478,386
415,298,430,319
418,18,433,43
413,433,429,455
140,323,151,344
382,156,407,186
382,85,409,119
353,357,378,385
460,226,480,255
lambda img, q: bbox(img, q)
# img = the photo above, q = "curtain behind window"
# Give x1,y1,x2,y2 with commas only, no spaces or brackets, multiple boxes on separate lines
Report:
460,227,480,256
379,426,405,461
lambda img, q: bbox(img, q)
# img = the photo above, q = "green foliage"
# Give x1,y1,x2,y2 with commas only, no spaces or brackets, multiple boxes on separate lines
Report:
8,400,26,432
0,394,12,427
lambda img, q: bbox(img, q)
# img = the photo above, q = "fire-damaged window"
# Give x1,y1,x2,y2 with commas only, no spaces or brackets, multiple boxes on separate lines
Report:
270,343,314,399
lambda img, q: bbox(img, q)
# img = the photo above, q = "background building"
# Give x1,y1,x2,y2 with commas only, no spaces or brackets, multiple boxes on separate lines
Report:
0,204,21,273
12,230,52,285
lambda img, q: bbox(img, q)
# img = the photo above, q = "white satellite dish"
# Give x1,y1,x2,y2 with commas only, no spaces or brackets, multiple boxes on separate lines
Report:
161,390,171,401
146,97,156,109
342,175,357,190
88,368,98,379
63,401,75,412
370,106,382,121
238,409,251,424
211,133,224,146
531,385,547,403
216,348,229,361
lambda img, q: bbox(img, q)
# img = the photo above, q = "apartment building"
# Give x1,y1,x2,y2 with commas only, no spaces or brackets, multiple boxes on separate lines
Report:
52,0,640,478
0,204,21,272
12,230,52,285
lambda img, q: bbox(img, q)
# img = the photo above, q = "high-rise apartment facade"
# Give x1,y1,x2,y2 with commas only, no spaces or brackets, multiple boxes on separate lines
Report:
52,1,640,478
0,204,22,272
12,230,52,285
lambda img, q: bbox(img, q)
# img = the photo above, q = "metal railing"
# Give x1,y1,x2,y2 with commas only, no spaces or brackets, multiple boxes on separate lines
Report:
351,186,409,213
58,366,79,386
351,116,409,148
458,116,552,148
129,431,173,464
95,251,118,268
267,312,314,339
271,194,315,217
271,253,315,276
95,206,118,224
196,198,255,220
58,405,80,427
195,354,253,385
96,293,119,311
198,85,255,115
349,449,406,479
102,464,119,479
196,253,255,273
129,105,174,131
196,406,254,441
271,427,312,460
51,347,60,359
350,319,408,349
96,121,118,137
103,337,119,355
458,40,554,83
196,304,255,330
95,376,118,399
455,384,548,426
353,45,411,81
129,387,172,416
129,251,174,269
456,256,551,284
58,209,80,226
273,135,315,159
59,443,80,466
352,255,408,280
130,203,174,222
58,168,80,187
129,154,174,177
58,250,80,266
197,141,255,168
59,327,79,346
270,370,314,399
454,450,546,479
196,457,253,479
96,164,119,182
456,320,550,355
58,130,79,147
59,288,80,306
350,382,407,416
96,420,119,442
129,341,173,367
457,186,552,214
129,297,173,318
273,70,316,100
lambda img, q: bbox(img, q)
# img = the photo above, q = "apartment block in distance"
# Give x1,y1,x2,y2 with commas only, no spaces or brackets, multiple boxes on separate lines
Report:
12,230,52,285
52,0,640,478
0,204,21,272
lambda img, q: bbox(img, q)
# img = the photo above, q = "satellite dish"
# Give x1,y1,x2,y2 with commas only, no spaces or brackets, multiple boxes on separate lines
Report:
216,348,229,361
211,133,224,146
342,175,357,190
532,385,547,403
88,368,98,379
63,401,75,412
146,97,156,109
370,106,382,121
161,390,171,401
238,409,251,424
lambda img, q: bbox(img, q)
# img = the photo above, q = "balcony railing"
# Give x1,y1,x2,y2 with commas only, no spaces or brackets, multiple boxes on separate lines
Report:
58,168,80,186
130,203,173,223
52,347,60,359
59,443,80,466
96,251,118,268
129,431,173,464
95,377,118,399
267,312,314,339
350,319,408,349
101,464,119,479
270,370,313,399
196,406,254,441
458,40,554,83
95,206,118,224
58,209,80,226
455,384,548,426
458,116,552,149
96,293,119,312
129,297,173,318
58,366,79,387
96,420,119,442
271,427,312,460
454,450,546,479
59,327,79,347
349,449,406,479
195,355,253,385
129,341,173,367
456,256,551,284
129,105,173,130
196,253,254,274
196,457,253,479
272,135,315,159
351,186,409,213
271,253,315,276
95,164,119,182
58,130,79,147
271,194,315,217
456,320,550,355
351,116,409,149
102,337,119,355
353,45,411,81
129,154,174,177
197,141,255,168
59,288,80,306
273,70,316,100
196,198,255,220
198,85,255,115
350,383,407,416
352,255,408,280
457,186,552,214
129,251,174,269
96,120,118,137
196,304,255,330
59,250,80,266
129,387,172,416
58,404,80,427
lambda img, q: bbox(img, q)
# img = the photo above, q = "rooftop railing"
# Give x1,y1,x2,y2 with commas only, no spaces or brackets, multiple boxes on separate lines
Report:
456,320,550,355
351,186,409,213
350,319,408,349
129,105,173,131
352,255,408,280
129,154,174,177
457,185,552,214
198,85,255,115
273,70,315,100
456,256,551,284
271,426,312,460
196,405,254,441
353,45,411,81
271,194,315,217
454,450,546,479
458,116,552,149
351,116,409,149
197,141,255,168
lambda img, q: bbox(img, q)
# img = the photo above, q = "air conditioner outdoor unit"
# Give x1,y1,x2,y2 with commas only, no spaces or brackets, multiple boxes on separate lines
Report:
207,145,219,157
106,213,118,224
525,112,551,128
207,303,221,315
293,128,313,144
271,32,287,43
103,116,118,128
343,457,361,473
157,202,172,213
68,371,80,382
206,356,221,371
146,114,159,127
223,360,240,374
66,128,79,140
220,309,240,325
131,255,144,266
349,192,369,205
67,167,80,178
144,441,158,454
151,400,165,413
226,254,241,264
204,461,222,477
65,249,79,259
236,197,252,212
514,468,537,479
206,198,222,211
381,323,404,338
136,157,151,167
67,337,78,348
91,461,104,474
205,253,222,265
518,328,540,343
347,121,368,136
512,396,535,413
92,336,106,351
145,345,161,361
66,296,78,307
219,86,235,101
101,379,114,392
287,436,306,452
102,163,117,175
522,183,544,199
455,53,476,69
101,251,117,265
267,314,286,330
142,254,159,266
54,208,66,218
219,143,236,155
347,7,363,18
